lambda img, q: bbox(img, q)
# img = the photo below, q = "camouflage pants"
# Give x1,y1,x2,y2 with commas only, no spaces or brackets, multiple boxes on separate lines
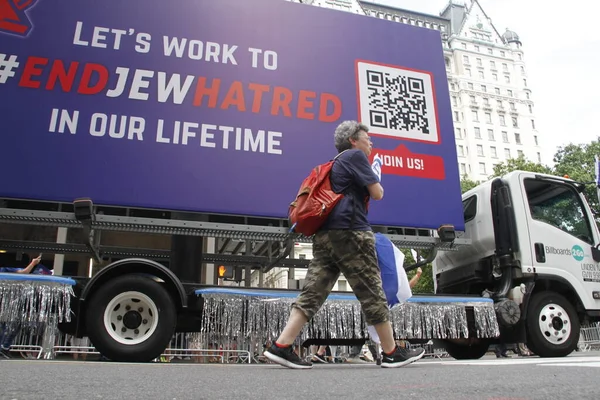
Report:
292,230,389,326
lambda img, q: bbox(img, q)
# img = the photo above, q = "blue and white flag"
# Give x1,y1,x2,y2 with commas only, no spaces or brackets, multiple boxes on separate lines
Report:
367,233,412,344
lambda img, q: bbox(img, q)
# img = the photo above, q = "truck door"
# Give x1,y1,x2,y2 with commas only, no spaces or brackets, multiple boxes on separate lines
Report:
522,176,600,310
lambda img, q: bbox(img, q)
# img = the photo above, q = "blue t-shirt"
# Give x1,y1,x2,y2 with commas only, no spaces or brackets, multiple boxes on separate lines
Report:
320,149,379,231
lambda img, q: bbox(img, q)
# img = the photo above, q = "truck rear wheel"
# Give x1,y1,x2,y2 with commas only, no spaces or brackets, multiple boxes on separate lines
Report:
85,274,177,362
526,291,579,358
443,340,489,360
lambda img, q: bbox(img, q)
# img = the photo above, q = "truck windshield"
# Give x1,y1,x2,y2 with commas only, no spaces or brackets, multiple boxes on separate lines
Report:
524,179,594,244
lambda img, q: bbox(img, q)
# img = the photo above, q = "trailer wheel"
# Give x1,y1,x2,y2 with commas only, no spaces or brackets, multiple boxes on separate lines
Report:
526,291,579,358
443,340,489,360
85,274,177,362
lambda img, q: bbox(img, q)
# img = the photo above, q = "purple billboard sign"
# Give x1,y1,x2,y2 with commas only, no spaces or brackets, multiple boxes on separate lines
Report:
0,0,464,230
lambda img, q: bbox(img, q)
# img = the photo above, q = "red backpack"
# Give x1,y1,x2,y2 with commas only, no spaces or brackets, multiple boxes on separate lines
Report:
288,152,348,236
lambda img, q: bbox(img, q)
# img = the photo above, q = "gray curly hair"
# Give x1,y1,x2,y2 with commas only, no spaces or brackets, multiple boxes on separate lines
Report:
334,120,369,152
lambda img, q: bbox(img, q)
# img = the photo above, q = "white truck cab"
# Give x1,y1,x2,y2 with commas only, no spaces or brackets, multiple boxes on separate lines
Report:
434,170,600,358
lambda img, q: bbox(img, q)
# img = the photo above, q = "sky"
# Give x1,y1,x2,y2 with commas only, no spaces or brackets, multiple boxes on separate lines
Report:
369,0,600,166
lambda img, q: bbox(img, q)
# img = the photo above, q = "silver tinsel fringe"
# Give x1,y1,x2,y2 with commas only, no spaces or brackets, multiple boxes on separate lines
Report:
0,280,74,325
193,293,500,352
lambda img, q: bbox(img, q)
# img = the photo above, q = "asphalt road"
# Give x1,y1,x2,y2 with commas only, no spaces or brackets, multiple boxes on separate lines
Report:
2,353,599,400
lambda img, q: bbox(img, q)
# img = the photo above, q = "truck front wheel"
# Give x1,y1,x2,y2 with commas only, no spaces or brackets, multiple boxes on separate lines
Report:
526,291,580,358
85,274,177,362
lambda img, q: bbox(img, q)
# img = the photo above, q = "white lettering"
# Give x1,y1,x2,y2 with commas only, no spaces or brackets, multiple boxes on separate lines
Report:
163,36,238,64
89,113,107,137
129,69,154,101
72,21,89,46
106,67,129,98
200,124,216,148
157,72,195,104
268,131,282,155
156,119,170,143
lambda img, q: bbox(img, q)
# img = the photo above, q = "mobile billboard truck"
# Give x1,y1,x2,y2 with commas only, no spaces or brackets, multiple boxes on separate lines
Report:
0,0,598,362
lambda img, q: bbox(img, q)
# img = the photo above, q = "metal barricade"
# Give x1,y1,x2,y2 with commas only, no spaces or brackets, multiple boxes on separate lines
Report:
578,322,600,352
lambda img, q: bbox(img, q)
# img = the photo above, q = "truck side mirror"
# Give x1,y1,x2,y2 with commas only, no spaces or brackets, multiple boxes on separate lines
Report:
591,245,600,262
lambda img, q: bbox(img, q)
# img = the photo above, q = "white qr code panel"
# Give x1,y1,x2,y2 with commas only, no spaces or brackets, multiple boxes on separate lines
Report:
356,61,439,143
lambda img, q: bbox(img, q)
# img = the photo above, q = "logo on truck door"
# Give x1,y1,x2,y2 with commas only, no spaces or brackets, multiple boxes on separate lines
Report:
0,0,37,37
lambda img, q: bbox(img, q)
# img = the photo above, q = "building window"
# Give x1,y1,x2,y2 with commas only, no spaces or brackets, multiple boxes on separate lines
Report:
495,87,501,95
472,111,479,122
462,43,467,49
485,112,492,124
512,117,519,128
537,152,541,162
517,149,524,158
488,129,495,141
470,95,476,104
490,146,497,158
500,51,505,57
479,162,486,174
520,66,525,74
474,45,480,52
468,82,474,89
466,68,472,76
487,48,493,55
492,73,498,81
463,55,469,63
534,135,538,146
502,131,509,142
476,58,482,66
490,61,496,69
499,115,506,126
479,70,485,79
460,163,467,175
518,53,522,60
477,144,484,156
484,98,490,106
452,96,458,106
523,79,527,87
504,148,511,159
474,127,481,138
455,127,462,138
481,85,487,92
509,102,516,111
526,92,530,99
515,133,521,144
528,105,533,113
504,75,510,84
507,90,513,97
531,119,536,129
497,100,503,108
454,111,459,121
457,145,464,156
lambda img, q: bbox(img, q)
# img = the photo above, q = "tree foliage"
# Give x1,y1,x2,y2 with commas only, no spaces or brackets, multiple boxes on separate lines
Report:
489,155,553,179
459,139,600,216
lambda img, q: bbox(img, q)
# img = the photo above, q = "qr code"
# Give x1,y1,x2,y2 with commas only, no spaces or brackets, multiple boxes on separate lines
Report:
356,61,439,143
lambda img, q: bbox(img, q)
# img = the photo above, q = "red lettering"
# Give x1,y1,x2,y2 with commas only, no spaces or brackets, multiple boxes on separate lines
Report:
297,90,316,120
247,83,269,113
271,87,292,117
220,81,246,112
18,56,48,89
193,77,220,107
46,60,79,92
319,93,342,122
77,63,108,95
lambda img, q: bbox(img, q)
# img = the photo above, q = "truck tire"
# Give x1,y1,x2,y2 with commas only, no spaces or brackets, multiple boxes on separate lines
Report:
85,274,177,362
443,340,489,360
526,291,580,358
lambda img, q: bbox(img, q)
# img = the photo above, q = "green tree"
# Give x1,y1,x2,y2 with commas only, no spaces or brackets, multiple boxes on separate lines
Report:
553,139,600,215
489,155,553,179
460,175,480,194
